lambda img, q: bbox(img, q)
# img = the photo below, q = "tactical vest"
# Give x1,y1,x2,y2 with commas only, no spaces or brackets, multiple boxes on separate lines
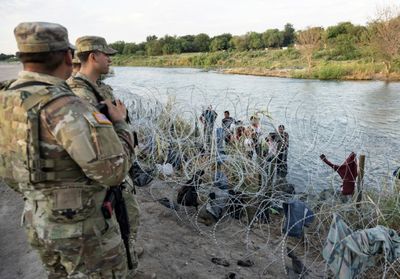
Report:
68,76,105,103
0,80,83,191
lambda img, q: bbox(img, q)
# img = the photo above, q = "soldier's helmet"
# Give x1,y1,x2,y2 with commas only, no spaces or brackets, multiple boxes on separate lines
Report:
75,36,117,55
14,22,75,53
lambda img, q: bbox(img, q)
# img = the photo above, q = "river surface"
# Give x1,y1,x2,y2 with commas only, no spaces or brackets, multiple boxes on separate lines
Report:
1,64,399,193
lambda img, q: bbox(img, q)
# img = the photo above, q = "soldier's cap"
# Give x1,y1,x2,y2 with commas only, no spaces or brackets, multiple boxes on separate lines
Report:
75,36,117,55
14,22,75,53
72,54,81,64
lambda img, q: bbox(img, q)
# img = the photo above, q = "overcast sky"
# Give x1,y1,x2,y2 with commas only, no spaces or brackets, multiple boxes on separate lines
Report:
0,0,394,53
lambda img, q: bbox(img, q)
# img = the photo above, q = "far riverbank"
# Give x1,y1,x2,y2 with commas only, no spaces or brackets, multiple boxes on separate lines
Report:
111,50,400,81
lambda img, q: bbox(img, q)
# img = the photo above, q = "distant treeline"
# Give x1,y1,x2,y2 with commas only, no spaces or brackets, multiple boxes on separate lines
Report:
109,22,369,58
0,53,16,61
110,10,400,77
110,23,297,56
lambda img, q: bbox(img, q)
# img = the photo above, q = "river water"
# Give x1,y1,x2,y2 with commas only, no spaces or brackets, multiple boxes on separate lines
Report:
1,65,399,193
107,67,400,193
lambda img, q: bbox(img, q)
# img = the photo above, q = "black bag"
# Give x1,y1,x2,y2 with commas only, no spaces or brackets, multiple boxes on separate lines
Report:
176,170,205,208
177,185,198,208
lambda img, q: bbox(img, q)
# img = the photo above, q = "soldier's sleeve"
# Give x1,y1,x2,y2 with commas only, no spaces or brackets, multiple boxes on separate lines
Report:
42,95,134,186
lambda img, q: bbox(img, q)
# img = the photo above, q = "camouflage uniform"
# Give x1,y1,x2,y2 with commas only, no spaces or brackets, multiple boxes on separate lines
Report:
67,36,141,271
71,54,81,77
0,22,135,278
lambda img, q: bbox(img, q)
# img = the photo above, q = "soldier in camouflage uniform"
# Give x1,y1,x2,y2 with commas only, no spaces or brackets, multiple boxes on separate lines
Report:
66,36,142,273
0,22,135,278
72,54,81,76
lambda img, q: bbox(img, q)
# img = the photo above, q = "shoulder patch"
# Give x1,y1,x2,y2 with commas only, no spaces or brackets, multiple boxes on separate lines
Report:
93,112,112,125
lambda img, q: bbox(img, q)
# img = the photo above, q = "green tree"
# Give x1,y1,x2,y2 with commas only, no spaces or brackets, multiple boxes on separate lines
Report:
193,33,210,52
262,29,284,48
210,33,232,51
122,43,139,55
180,35,196,52
145,39,164,56
325,22,367,44
109,41,125,54
247,32,264,50
146,35,158,42
0,53,14,61
230,35,248,51
283,23,295,46
161,35,182,54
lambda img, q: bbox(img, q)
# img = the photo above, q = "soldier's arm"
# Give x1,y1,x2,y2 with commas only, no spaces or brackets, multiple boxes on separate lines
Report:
42,96,134,186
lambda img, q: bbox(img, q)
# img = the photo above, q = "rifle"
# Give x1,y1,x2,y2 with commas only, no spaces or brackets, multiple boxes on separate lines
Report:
101,185,134,270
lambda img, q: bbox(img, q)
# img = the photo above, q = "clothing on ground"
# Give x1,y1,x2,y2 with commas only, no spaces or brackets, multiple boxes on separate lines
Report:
283,200,314,238
323,214,400,279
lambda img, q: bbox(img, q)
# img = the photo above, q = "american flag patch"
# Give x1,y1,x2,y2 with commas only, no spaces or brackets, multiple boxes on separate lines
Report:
93,112,112,125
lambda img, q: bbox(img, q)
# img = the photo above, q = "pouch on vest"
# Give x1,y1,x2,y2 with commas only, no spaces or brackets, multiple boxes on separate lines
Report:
83,112,125,160
0,80,82,190
42,187,104,223
0,80,33,190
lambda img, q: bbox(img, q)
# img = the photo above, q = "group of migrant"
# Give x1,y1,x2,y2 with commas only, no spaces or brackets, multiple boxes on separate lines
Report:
200,107,289,177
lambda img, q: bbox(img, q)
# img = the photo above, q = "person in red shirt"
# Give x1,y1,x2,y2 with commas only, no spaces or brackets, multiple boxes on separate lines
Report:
320,152,358,196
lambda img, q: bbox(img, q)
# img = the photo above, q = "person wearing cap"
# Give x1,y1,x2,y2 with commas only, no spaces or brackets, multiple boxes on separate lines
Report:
67,36,117,102
67,36,146,277
0,22,135,278
71,53,81,76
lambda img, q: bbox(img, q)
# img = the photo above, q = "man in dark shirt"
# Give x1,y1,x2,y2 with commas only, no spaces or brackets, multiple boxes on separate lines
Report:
222,110,234,143
200,105,218,149
277,124,289,177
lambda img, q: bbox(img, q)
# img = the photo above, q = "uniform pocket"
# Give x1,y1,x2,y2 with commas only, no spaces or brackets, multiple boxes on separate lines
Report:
83,112,124,160
45,188,96,223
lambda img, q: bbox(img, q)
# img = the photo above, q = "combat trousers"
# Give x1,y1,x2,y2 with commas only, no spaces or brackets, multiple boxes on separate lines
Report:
23,192,128,279
24,212,127,278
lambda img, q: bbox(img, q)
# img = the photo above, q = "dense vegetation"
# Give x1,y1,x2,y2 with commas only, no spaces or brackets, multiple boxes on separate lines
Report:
0,53,16,62
110,8,400,80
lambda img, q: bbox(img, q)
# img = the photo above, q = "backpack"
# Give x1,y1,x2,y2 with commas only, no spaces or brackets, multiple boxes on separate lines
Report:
176,170,205,209
177,185,198,208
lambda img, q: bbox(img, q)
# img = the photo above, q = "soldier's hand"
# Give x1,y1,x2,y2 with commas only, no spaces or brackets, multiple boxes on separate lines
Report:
320,154,326,160
103,99,127,123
